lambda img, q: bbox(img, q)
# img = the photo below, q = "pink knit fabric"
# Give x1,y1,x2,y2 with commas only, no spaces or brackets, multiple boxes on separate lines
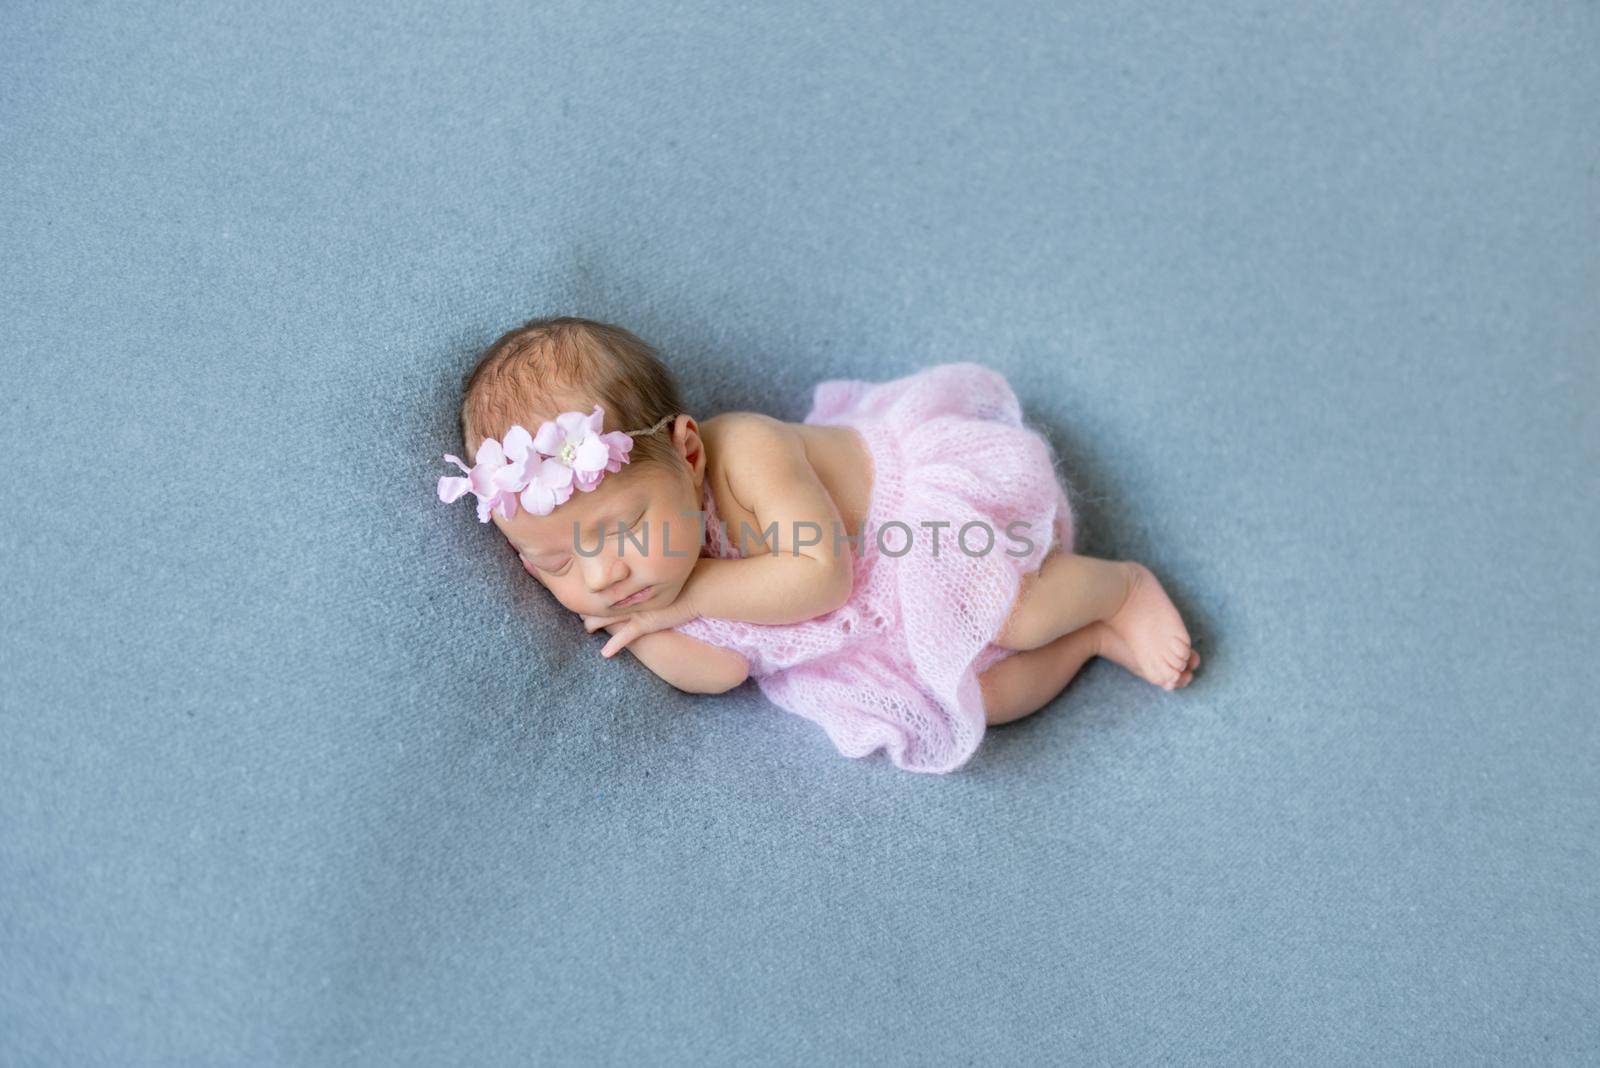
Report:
672,361,1076,774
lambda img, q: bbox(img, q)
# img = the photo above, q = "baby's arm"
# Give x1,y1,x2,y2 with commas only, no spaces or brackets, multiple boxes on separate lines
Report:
682,416,854,625
607,627,750,694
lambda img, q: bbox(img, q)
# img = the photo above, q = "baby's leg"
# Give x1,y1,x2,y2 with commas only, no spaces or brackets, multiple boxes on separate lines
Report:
995,551,1196,690
980,623,1108,726
980,622,1202,727
995,552,1129,649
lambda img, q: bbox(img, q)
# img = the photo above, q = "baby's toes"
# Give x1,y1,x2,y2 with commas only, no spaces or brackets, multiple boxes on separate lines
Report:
1174,651,1200,689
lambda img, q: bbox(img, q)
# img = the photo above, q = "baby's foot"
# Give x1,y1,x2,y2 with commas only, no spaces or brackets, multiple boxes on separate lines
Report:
1103,562,1194,690
1097,624,1199,689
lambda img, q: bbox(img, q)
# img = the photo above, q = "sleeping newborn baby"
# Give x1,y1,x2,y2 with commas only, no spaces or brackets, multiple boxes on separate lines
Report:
437,315,1199,773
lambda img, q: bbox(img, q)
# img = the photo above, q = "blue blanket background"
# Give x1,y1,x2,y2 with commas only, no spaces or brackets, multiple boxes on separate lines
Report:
3,2,1596,1063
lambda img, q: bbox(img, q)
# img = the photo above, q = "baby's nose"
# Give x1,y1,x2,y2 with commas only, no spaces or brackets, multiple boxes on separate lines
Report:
584,554,628,592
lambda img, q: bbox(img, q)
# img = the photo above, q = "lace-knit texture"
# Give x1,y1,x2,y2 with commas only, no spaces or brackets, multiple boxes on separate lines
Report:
672,362,1076,773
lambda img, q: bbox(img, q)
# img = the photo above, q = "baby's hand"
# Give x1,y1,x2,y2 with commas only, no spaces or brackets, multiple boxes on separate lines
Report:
583,598,702,659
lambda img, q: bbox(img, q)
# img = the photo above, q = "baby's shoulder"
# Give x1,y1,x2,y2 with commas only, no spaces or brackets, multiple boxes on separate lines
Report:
701,411,811,508
701,411,804,469
701,410,793,440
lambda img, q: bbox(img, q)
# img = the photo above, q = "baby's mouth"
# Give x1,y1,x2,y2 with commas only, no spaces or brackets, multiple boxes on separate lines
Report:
610,585,653,609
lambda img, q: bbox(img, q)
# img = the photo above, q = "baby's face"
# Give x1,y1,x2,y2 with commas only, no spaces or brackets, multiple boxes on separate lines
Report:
492,462,704,617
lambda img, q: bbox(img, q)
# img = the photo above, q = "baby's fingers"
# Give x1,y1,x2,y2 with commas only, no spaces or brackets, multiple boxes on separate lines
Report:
600,624,638,659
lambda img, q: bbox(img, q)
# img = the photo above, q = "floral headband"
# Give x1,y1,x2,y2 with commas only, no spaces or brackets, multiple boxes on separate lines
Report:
437,405,675,523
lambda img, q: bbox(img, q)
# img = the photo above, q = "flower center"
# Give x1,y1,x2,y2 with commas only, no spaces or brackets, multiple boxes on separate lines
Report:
559,441,577,464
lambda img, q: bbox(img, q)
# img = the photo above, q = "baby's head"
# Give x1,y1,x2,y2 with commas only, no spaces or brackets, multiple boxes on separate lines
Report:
457,316,707,617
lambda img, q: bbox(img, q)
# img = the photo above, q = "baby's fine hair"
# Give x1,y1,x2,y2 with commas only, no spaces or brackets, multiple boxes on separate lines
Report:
458,316,687,476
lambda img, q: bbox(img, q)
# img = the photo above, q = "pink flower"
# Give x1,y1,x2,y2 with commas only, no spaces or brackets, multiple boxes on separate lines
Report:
436,404,640,522
437,435,522,523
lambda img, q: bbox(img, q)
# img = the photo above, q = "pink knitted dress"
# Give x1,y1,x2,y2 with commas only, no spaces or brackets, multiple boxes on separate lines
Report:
672,362,1076,774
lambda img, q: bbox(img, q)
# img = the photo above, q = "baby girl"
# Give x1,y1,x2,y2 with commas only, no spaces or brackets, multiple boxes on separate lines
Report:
437,316,1199,773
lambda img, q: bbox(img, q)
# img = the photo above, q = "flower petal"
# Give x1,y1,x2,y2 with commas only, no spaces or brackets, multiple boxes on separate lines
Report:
555,410,589,442
438,475,470,503
520,482,557,516
536,457,574,491
491,455,533,493
532,420,564,455
572,434,609,473
600,432,633,472
502,424,535,461
474,437,506,467
469,458,506,497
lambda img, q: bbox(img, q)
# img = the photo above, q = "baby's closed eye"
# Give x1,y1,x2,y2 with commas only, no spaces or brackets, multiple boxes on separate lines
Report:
526,554,571,576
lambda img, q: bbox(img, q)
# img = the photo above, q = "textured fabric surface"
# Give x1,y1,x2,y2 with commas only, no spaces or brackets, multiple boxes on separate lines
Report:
675,361,1075,773
3,2,1597,1065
